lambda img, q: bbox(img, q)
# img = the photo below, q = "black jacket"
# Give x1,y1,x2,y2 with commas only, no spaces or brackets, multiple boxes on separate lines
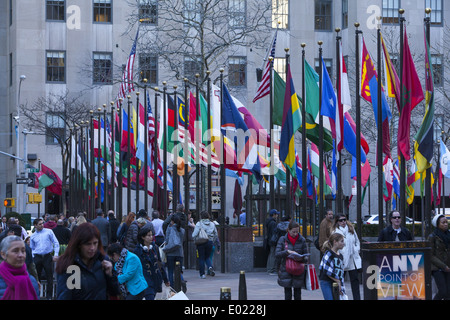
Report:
377,225,413,242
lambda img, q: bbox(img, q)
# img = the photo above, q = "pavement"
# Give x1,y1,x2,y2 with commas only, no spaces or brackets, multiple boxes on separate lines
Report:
156,268,364,300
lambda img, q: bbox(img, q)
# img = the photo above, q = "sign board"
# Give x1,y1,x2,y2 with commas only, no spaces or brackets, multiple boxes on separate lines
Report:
16,178,33,184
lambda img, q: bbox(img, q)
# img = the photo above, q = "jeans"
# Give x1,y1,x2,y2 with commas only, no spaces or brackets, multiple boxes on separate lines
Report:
432,270,450,300
320,280,334,300
197,241,213,276
166,256,183,287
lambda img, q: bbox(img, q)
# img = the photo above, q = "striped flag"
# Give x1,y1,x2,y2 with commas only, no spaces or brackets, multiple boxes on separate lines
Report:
253,30,278,103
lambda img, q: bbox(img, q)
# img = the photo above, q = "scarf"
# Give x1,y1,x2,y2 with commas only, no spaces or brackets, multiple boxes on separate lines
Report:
0,261,37,300
287,233,299,246
435,228,450,249
115,248,129,298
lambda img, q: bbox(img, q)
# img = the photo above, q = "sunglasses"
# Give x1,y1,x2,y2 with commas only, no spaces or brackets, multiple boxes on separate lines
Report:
338,219,347,222
392,216,401,219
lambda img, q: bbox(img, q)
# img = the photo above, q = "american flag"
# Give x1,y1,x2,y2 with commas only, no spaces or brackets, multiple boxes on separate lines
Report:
116,27,140,105
147,92,164,186
253,30,278,103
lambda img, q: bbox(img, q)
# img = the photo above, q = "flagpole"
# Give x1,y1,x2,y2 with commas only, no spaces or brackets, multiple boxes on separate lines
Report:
441,133,445,215
69,128,74,215
285,48,291,217
103,104,109,212
377,16,384,232
355,22,363,238
336,28,343,215
163,82,168,217
97,107,102,211
424,7,432,238
173,85,179,213
399,9,407,226
136,93,140,214
207,71,212,215
117,99,123,217
183,78,190,217
127,95,132,215
219,67,226,273
89,110,95,219
318,41,324,223
195,74,201,217
301,43,307,237
143,81,148,213
269,55,275,211
110,101,115,214
153,88,159,213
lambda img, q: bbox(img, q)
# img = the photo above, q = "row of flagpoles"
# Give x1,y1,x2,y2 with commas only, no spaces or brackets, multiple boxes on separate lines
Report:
29,9,445,241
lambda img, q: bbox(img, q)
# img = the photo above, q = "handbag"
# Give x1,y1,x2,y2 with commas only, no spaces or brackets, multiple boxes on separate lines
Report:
194,223,209,245
305,264,320,291
284,241,305,276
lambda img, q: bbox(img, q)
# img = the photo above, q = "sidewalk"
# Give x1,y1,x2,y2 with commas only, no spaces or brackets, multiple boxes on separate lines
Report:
162,268,364,300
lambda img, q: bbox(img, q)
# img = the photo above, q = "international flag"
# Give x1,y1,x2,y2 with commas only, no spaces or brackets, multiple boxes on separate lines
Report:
116,27,139,102
392,159,400,209
136,103,147,162
381,34,400,110
440,141,450,178
360,37,392,158
41,163,62,196
253,30,278,103
414,29,435,172
280,64,302,177
398,28,424,161
337,42,352,152
320,58,338,140
383,156,393,202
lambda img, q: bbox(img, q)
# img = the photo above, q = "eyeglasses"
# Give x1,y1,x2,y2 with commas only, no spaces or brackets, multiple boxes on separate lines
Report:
338,219,347,222
392,216,401,219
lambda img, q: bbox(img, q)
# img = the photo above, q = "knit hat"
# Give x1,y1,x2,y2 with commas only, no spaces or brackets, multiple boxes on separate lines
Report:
432,214,445,228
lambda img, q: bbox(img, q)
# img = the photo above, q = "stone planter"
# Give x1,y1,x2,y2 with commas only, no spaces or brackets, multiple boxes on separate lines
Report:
218,226,253,242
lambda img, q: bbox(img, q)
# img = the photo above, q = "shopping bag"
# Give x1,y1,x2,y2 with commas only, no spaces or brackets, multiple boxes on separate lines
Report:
168,290,189,300
159,242,167,263
159,286,176,300
305,264,320,291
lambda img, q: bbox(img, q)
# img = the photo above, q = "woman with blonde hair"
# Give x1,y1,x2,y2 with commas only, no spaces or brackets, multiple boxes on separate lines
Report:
319,233,345,300
331,213,361,300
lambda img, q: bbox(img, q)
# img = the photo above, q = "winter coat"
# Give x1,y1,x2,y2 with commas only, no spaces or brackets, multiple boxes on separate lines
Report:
116,251,148,296
265,217,278,248
56,253,119,300
192,219,218,242
134,243,168,294
332,225,362,271
125,220,154,251
378,225,413,242
0,273,40,299
275,234,308,288
428,232,450,271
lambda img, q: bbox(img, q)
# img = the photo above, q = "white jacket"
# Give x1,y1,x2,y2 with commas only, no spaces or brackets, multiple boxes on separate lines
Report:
192,219,218,241
333,225,362,271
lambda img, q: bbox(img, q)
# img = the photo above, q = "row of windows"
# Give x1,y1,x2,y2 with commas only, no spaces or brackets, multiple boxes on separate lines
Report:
44,51,248,87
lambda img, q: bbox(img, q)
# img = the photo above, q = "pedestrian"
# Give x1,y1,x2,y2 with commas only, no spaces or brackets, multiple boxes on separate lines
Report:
331,213,362,300
318,210,334,253
163,204,187,233
274,215,291,271
29,218,60,300
265,209,279,275
428,213,450,300
134,227,170,300
52,219,72,255
0,236,39,300
71,214,87,234
44,214,58,229
319,233,346,300
275,221,308,300
116,212,135,246
163,215,185,287
91,208,111,251
108,242,148,300
151,210,165,246
239,209,246,226
192,211,218,279
378,211,413,242
126,210,154,252
107,210,120,244
68,216,76,231
55,223,119,300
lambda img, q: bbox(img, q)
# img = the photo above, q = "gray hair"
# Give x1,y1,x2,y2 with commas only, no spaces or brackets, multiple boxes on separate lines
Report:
136,217,147,225
0,235,23,255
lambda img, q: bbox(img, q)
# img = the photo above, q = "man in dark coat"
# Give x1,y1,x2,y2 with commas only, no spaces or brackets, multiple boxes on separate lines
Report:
378,211,413,242
91,209,111,250
107,210,120,243
265,209,279,275
52,219,71,246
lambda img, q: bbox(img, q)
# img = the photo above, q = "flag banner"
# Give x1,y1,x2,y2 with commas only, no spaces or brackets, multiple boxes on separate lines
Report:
320,58,338,140
41,163,62,196
398,28,424,161
381,34,401,110
253,30,278,103
338,42,352,152
440,141,450,179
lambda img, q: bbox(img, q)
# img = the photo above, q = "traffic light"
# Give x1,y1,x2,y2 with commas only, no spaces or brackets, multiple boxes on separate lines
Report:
3,198,15,208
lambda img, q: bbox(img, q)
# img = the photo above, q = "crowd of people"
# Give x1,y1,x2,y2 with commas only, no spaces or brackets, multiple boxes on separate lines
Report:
0,204,221,300
0,204,448,300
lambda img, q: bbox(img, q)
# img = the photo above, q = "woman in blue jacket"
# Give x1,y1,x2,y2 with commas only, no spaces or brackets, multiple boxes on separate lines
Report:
108,242,148,300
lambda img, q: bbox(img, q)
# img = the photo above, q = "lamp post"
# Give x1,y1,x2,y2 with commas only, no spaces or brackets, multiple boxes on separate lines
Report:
16,74,26,213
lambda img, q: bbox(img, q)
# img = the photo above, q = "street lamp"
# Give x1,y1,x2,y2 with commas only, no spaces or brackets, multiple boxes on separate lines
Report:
16,75,26,213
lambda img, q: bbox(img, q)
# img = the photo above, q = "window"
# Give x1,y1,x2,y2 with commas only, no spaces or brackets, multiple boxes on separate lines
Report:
431,54,443,87
93,52,113,84
184,0,201,25
139,54,158,85
46,113,65,145
274,58,286,81
342,0,348,29
46,0,65,21
228,57,246,87
315,58,333,79
425,0,443,25
272,0,289,29
46,51,66,83
94,0,112,23
382,0,400,24
184,55,203,82
229,0,246,29
315,0,332,31
139,0,158,25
